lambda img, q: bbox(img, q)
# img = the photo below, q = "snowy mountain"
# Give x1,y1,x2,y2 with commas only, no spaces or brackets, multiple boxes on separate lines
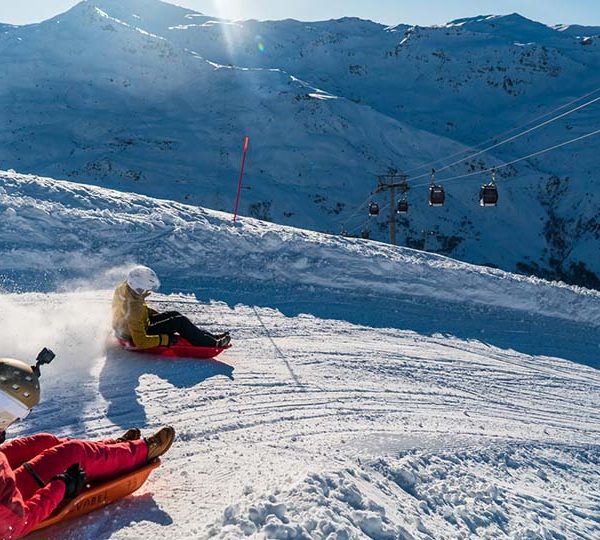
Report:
1,170,598,539
0,2,463,230
554,23,600,37
0,0,599,288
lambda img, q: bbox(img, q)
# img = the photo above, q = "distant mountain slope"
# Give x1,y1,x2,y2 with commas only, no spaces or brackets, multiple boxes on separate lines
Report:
0,0,598,288
126,6,599,140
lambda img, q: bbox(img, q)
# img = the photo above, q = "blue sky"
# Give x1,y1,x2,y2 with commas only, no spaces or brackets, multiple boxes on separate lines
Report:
1,0,599,27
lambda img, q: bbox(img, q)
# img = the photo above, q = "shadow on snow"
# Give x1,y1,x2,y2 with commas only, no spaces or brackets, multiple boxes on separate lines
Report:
98,344,235,430
26,493,172,540
165,276,600,370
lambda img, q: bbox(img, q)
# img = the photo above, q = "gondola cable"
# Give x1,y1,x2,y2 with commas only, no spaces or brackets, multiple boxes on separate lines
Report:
413,127,600,188
348,126,600,237
409,95,600,182
403,85,600,177
338,88,600,231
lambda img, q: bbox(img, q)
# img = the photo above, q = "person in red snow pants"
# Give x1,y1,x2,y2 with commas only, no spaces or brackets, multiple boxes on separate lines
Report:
0,434,147,540
0,351,176,540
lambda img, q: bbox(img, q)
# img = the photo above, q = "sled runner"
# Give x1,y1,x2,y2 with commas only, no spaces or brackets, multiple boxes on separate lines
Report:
116,336,231,359
30,459,161,533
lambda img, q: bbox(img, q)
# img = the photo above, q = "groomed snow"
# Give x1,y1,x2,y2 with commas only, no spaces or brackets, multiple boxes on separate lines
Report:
0,170,598,539
11,290,600,540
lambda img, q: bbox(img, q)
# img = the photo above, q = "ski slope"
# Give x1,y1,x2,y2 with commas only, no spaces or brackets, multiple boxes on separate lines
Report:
0,170,598,539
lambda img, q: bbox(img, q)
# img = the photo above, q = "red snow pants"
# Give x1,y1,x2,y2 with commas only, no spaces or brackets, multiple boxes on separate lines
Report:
4,433,148,502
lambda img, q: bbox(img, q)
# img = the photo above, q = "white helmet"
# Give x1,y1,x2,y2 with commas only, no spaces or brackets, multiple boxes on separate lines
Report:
127,265,161,295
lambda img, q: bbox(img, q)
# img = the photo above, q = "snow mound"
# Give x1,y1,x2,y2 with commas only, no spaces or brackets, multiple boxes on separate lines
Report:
1,170,599,327
209,443,599,539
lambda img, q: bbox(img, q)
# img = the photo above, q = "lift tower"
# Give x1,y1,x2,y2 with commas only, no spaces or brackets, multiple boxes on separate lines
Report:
373,173,409,246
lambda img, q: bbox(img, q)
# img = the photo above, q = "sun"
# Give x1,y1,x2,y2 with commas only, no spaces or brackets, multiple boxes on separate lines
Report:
203,1,269,56
207,0,245,21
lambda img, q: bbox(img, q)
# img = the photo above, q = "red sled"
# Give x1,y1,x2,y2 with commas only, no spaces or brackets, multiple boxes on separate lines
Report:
116,336,231,359
29,459,161,535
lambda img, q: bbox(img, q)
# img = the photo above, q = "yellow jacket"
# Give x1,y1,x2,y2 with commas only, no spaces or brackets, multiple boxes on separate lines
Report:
112,282,169,349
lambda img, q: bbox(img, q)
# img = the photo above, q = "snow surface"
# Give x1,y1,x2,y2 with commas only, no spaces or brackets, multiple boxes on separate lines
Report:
1,170,598,539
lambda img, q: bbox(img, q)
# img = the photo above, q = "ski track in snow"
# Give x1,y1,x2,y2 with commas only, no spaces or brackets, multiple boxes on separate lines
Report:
9,293,599,540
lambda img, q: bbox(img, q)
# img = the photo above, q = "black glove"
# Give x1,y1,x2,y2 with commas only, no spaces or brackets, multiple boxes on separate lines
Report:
0,431,5,444
53,463,86,499
167,334,178,347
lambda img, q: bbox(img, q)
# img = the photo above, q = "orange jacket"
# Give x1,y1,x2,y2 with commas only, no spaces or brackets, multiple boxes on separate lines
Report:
112,282,169,349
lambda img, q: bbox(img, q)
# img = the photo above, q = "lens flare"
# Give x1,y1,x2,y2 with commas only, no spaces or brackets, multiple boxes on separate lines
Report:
255,35,266,53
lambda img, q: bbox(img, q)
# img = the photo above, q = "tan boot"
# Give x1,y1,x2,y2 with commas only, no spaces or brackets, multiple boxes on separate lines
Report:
145,426,176,462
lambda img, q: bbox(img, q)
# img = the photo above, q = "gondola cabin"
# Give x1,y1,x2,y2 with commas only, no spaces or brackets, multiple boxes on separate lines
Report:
480,183,498,207
368,202,380,216
397,199,409,213
428,185,445,207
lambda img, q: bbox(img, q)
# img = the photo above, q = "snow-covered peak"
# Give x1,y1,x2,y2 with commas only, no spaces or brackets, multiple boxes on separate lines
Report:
554,23,600,37
0,0,202,88
10,0,151,40
83,0,205,31
1,0,599,290
446,13,565,43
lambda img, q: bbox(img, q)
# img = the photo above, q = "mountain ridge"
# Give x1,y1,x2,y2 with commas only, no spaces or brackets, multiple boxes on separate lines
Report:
1,0,598,288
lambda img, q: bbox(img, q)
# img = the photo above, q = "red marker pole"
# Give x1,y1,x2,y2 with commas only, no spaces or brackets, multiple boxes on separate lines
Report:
233,135,250,223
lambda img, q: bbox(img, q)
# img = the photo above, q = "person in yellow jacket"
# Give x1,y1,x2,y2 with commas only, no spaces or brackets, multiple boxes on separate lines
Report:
112,266,230,350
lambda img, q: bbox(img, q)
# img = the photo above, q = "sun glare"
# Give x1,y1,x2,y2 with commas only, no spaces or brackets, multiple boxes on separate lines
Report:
206,1,268,57
209,0,244,21
207,0,245,56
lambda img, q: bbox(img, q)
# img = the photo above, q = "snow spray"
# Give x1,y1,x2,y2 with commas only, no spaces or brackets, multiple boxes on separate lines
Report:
0,265,135,383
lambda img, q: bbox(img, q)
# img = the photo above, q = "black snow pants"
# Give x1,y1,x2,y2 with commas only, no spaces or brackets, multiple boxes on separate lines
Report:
147,311,219,347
